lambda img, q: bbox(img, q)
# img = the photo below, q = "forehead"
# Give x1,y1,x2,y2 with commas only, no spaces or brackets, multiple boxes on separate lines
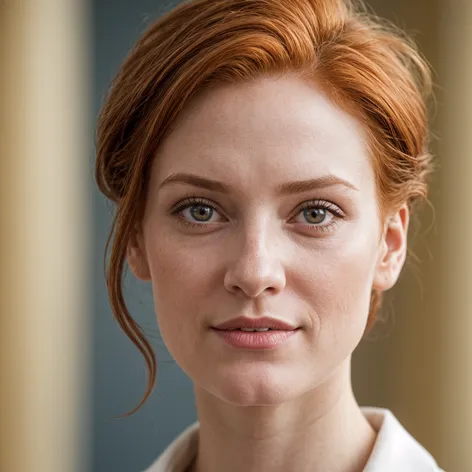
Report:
153,75,374,193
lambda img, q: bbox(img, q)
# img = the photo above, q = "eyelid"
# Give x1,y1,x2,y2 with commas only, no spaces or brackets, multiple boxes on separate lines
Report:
292,199,345,219
171,195,344,214
170,195,222,214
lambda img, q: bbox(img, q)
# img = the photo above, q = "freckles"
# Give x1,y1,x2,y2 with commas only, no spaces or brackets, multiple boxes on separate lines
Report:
150,234,196,273
150,243,220,307
297,245,373,315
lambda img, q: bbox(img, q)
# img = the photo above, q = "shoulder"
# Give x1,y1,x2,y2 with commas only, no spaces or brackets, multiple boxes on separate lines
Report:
361,407,445,472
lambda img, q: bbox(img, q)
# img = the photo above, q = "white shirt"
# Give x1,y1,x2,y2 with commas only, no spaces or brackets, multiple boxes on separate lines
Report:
144,407,444,472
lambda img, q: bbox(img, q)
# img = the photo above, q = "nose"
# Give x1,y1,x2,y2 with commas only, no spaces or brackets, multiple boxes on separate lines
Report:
223,223,286,298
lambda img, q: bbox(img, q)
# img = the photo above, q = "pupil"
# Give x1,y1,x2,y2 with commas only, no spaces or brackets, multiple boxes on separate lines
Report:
304,208,326,224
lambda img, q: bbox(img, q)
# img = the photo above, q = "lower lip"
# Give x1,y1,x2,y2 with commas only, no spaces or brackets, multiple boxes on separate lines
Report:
212,328,299,350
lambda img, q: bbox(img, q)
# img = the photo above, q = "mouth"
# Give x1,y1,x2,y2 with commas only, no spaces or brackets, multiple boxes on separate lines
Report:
211,326,300,349
212,327,300,332
212,316,299,331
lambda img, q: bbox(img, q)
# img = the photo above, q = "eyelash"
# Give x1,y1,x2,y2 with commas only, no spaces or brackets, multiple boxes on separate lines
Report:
169,194,345,233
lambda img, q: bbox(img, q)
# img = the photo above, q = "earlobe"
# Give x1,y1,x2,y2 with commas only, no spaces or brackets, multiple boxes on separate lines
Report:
126,226,152,281
372,204,409,292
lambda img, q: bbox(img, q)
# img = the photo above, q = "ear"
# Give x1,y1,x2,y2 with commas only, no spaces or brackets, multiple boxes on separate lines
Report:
372,204,409,292
126,223,151,281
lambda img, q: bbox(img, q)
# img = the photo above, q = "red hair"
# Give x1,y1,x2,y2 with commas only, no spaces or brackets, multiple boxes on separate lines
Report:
95,0,433,415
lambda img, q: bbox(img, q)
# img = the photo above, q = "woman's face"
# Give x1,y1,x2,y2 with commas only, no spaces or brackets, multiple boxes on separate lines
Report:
128,74,408,405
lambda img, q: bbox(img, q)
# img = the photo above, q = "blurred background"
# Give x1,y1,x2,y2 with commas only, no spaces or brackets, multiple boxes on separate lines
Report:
1,0,470,471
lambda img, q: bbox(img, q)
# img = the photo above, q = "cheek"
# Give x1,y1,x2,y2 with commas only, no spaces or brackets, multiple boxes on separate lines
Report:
293,229,380,350
148,239,220,303
144,231,223,349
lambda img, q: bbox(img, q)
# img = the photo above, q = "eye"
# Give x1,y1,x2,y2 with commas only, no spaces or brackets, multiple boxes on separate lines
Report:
183,204,215,223
299,207,330,225
170,196,345,231
170,196,224,227
291,200,345,230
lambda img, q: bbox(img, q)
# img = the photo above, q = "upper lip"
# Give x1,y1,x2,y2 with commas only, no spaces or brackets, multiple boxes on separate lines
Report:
212,316,298,331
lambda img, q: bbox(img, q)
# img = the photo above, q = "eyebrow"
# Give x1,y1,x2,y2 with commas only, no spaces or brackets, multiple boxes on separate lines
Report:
158,172,359,195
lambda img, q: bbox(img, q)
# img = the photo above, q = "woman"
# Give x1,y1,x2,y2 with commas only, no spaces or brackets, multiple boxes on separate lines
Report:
95,0,443,470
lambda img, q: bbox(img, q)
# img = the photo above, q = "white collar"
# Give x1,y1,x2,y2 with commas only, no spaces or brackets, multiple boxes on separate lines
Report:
144,407,443,472
361,407,443,471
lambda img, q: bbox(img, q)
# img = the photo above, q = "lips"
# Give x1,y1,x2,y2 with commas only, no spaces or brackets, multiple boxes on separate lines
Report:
213,327,299,349
212,315,298,331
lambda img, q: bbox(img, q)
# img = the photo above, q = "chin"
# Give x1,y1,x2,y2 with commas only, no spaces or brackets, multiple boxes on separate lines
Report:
203,365,309,406
214,385,301,407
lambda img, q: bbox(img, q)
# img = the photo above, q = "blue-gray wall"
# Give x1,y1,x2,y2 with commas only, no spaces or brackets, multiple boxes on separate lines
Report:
92,2,196,471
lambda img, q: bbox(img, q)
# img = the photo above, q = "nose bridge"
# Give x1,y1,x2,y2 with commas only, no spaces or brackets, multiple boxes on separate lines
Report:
224,216,286,297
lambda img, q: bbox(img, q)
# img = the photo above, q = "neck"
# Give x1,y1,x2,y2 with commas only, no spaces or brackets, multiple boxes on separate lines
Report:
190,360,377,472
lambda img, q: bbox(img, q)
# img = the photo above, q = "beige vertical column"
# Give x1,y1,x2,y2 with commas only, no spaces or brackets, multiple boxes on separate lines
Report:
438,0,472,470
0,1,90,472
